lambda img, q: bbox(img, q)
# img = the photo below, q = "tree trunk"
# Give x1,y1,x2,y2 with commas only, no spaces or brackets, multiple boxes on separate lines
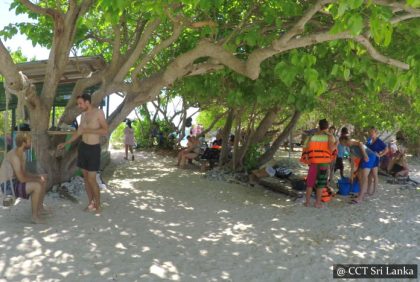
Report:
201,111,226,136
29,106,80,187
218,107,235,167
178,101,187,144
232,110,242,171
235,107,279,168
256,110,301,167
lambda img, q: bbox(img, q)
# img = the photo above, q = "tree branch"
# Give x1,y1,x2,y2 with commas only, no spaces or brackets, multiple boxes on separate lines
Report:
391,12,420,24
372,0,420,14
131,22,183,81
277,0,334,45
354,35,409,70
0,40,22,91
79,0,95,15
221,4,257,46
110,24,123,70
18,0,59,18
201,112,227,136
114,19,161,82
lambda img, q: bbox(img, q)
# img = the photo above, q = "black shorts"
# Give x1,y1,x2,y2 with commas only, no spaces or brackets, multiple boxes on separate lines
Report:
77,142,101,172
335,157,344,171
390,164,404,176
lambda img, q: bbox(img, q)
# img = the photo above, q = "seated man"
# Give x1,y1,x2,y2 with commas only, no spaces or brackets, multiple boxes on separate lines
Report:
176,136,201,168
387,148,409,177
380,140,398,171
0,132,48,224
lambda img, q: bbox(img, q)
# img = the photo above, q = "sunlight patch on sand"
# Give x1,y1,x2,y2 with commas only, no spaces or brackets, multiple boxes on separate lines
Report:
115,242,127,250
150,261,180,280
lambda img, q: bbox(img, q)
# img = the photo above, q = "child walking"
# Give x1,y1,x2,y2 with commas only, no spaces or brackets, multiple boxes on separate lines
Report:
124,120,135,160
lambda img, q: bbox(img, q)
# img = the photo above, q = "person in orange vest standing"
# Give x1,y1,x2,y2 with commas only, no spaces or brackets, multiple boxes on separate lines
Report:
302,119,336,208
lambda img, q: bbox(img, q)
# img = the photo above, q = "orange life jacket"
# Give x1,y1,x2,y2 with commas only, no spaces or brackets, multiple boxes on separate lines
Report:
299,148,310,165
321,188,332,202
301,133,332,164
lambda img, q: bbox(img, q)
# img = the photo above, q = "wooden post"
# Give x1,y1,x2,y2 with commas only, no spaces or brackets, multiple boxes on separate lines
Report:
106,95,110,119
11,108,16,133
289,130,292,158
52,104,56,128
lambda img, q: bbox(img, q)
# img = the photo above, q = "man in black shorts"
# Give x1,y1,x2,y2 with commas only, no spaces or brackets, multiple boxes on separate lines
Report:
58,94,108,212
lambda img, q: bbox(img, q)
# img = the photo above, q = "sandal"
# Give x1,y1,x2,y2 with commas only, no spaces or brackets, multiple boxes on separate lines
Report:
84,201,96,212
349,199,361,205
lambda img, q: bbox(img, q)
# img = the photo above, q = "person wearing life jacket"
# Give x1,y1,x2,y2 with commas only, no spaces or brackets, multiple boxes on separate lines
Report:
304,119,335,208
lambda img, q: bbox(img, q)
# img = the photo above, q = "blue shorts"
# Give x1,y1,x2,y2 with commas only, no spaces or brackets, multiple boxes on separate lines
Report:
0,179,29,199
360,152,378,169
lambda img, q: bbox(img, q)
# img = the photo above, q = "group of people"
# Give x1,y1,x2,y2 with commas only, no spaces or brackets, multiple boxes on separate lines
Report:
0,94,108,223
175,130,237,169
301,119,409,208
1,96,411,221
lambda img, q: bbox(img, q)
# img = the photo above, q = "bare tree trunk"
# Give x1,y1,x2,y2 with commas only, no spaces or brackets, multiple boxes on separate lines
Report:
31,113,79,187
236,107,279,168
219,107,235,167
256,110,301,167
232,110,242,171
178,101,187,145
234,106,256,168
201,111,227,136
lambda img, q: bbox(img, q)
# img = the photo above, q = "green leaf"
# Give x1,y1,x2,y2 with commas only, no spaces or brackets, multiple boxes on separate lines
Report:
287,95,295,104
275,62,299,87
349,0,364,9
407,0,420,8
347,14,364,35
337,2,349,17
331,64,340,76
301,54,317,67
304,68,319,82
343,68,351,81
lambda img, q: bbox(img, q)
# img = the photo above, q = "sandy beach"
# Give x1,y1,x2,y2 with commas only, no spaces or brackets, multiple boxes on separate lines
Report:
1,150,419,281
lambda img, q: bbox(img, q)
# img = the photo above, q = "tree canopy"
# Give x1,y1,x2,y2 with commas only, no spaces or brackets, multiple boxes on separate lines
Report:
0,0,419,182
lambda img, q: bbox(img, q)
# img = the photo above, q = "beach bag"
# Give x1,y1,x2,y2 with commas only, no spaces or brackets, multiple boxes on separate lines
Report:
1,179,16,207
274,167,293,179
291,179,306,191
201,148,220,160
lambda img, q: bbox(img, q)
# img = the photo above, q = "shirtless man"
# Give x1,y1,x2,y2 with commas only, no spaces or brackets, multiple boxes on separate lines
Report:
58,94,108,212
0,132,48,224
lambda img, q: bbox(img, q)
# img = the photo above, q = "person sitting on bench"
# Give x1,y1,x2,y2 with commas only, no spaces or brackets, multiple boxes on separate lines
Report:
176,136,200,169
387,147,409,177
0,132,48,224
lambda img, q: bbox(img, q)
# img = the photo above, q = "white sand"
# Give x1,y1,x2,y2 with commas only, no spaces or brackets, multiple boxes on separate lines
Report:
0,150,419,281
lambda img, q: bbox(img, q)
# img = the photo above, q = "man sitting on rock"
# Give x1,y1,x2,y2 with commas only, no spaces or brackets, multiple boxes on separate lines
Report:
0,132,48,224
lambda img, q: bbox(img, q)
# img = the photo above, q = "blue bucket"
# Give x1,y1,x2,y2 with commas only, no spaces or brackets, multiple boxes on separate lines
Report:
351,180,360,194
338,178,351,195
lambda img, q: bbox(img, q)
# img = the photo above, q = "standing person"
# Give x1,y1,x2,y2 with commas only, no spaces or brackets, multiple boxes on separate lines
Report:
339,135,378,204
334,127,350,178
302,119,335,208
0,132,48,224
57,94,108,212
328,126,338,185
124,120,135,161
365,127,388,196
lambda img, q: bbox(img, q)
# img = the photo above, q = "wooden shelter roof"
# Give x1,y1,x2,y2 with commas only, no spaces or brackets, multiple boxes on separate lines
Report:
0,56,104,111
